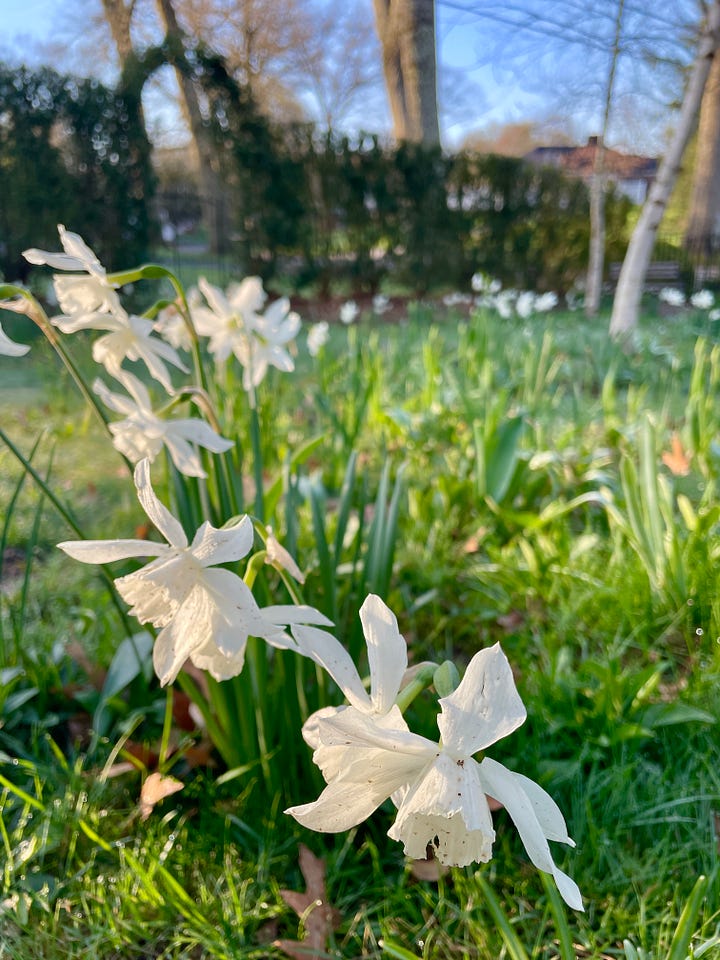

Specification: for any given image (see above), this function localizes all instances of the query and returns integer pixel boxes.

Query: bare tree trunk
[585,0,624,318]
[373,0,440,146]
[609,0,720,340]
[154,0,228,254]
[101,0,137,64]
[684,48,720,252]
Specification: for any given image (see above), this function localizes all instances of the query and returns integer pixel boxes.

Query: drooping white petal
[133,459,187,549]
[263,606,333,627]
[57,538,169,564]
[160,433,207,478]
[290,623,370,711]
[189,516,254,566]
[285,747,427,833]
[169,418,234,454]
[93,377,141,417]
[507,771,576,847]
[360,594,408,714]
[0,322,30,357]
[437,644,527,758]
[389,753,496,866]
[478,757,583,911]
[265,530,305,583]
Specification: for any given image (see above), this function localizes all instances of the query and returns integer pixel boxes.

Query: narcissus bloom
[0,321,30,357]
[24,224,121,319]
[58,459,331,685]
[192,277,300,391]
[94,371,232,477]
[286,643,583,910]
[24,225,186,392]
[306,321,329,356]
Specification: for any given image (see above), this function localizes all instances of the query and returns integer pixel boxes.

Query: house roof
[525,138,657,182]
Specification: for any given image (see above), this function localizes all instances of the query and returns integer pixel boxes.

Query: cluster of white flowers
[190,276,300,392]
[1,226,310,477]
[340,300,359,325]
[472,278,559,319]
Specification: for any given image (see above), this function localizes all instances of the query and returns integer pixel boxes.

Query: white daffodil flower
[55,307,187,394]
[93,371,233,477]
[23,225,186,392]
[690,289,714,310]
[24,224,122,318]
[292,594,409,766]
[286,642,583,911]
[306,321,329,356]
[154,303,193,352]
[0,321,30,357]
[192,277,300,391]
[57,459,332,685]
[340,300,359,325]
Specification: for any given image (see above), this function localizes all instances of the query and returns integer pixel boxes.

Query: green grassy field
[1,294,719,959]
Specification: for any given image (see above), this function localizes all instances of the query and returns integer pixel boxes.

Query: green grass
[2,295,720,958]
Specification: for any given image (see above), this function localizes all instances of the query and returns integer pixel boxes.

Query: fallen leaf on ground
[662,433,690,475]
[139,771,184,821]
[275,844,341,959]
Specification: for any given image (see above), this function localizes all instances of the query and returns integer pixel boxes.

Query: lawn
[1,273,719,959]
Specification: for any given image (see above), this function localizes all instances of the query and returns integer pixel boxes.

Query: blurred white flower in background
[340,300,360,324]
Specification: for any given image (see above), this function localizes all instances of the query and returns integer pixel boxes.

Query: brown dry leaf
[139,771,184,821]
[462,526,488,554]
[275,844,341,959]
[662,433,691,476]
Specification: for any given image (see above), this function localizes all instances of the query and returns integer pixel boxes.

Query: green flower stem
[394,663,438,713]
[249,402,265,521]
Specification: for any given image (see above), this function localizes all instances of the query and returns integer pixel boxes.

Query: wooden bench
[608,261,681,288]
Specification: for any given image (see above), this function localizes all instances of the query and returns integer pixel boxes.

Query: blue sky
[0,0,696,152]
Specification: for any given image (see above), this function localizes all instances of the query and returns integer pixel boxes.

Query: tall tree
[610,0,720,339]
[585,0,625,318]
[154,0,229,252]
[684,45,720,251]
[373,0,440,146]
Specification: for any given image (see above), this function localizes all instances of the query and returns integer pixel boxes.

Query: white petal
[152,584,211,685]
[437,644,526,757]
[290,624,370,711]
[92,378,139,416]
[134,459,187,548]
[478,757,583,911]
[285,748,426,833]
[57,538,168,563]
[313,705,436,758]
[0,323,30,357]
[263,606,333,627]
[163,434,207,478]
[189,515,254,566]
[310,706,415,781]
[508,771,575,846]
[168,418,234,453]
[389,753,495,866]
[360,594,408,714]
